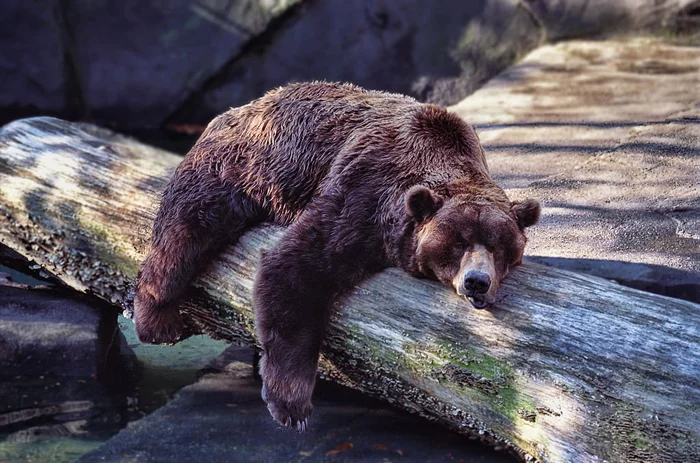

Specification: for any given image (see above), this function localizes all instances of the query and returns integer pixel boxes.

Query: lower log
[0,117,698,462]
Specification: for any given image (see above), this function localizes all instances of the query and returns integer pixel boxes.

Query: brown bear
[133,81,540,431]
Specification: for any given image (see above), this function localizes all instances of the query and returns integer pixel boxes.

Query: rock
[449,38,700,301]
[0,374,129,443]
[79,348,514,463]
[0,1,74,124]
[525,0,700,41]
[2,1,697,129]
[0,283,139,456]
[530,257,700,302]
[0,285,123,379]
[61,0,298,128]
[670,1,700,36]
[173,0,543,123]
[0,0,300,128]
[419,0,545,106]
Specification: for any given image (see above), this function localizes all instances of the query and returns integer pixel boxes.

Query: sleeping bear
[133,81,540,431]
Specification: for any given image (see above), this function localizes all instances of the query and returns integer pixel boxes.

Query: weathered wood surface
[0,117,698,463]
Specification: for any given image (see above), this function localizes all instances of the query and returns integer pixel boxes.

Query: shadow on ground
[527,256,700,303]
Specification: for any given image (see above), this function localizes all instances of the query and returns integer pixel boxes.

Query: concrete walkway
[450,38,700,301]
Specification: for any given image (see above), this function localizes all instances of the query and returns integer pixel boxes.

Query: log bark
[0,117,698,463]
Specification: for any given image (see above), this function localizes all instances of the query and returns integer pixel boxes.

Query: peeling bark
[0,117,698,462]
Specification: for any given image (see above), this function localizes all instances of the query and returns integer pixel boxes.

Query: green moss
[627,430,652,451]
[0,438,102,463]
[337,333,551,459]
[342,333,541,429]
[430,340,512,384]
[402,339,538,421]
[496,385,537,421]
[341,326,405,372]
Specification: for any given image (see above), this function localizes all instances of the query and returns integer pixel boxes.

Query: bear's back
[189,82,481,224]
[204,83,419,222]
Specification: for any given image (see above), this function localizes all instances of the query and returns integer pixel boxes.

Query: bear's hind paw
[264,389,313,432]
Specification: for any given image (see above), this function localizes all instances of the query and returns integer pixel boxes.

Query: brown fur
[133,81,540,431]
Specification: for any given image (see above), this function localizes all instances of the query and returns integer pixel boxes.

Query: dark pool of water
[0,250,229,462]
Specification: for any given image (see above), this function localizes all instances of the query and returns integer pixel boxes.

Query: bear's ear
[405,186,444,223]
[511,199,541,229]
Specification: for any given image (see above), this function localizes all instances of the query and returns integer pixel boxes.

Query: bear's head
[406,185,540,308]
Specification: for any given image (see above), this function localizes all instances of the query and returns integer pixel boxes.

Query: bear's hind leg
[135,171,262,344]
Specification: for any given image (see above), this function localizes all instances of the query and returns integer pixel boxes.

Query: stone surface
[0,1,72,120]
[80,348,514,463]
[0,0,300,128]
[61,0,297,128]
[2,0,697,129]
[0,252,230,462]
[176,0,542,123]
[0,277,140,461]
[450,38,700,300]
[0,374,131,455]
[526,0,700,40]
[0,284,118,379]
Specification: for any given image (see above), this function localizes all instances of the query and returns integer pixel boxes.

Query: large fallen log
[0,117,698,463]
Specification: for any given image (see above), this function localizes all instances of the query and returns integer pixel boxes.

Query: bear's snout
[451,244,497,309]
[464,270,491,295]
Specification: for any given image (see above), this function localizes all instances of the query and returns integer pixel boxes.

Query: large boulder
[61,0,296,128]
[174,0,543,123]
[0,0,299,129]
[1,0,697,129]
[0,1,73,123]
[0,283,124,379]
[0,277,139,459]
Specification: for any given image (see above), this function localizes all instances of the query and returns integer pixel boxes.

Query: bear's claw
[297,417,308,432]
[263,386,313,432]
[266,399,313,432]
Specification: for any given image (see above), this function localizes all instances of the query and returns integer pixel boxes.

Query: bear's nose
[464,270,491,294]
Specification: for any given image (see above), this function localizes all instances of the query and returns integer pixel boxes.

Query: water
[115,315,229,416]
[0,251,229,463]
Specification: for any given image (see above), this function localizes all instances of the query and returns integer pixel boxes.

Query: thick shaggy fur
[134,82,539,430]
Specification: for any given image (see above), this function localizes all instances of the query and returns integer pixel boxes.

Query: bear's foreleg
[254,199,384,430]
[135,168,261,344]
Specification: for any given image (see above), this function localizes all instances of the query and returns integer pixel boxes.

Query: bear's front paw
[134,299,185,345]
[262,383,313,432]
